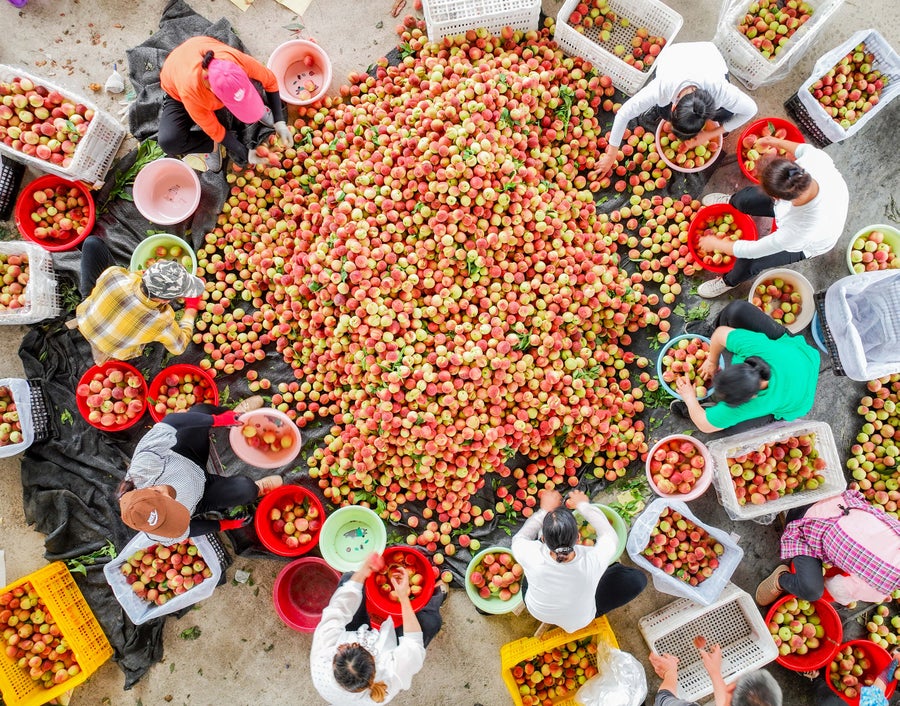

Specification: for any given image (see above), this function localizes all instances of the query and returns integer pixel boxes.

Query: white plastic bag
[824,269,900,380]
[575,648,647,706]
[626,498,743,606]
[0,378,34,458]
[796,29,900,143]
[103,532,222,625]
[713,0,845,90]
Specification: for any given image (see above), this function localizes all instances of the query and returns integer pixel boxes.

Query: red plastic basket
[826,639,897,706]
[364,545,435,629]
[764,595,842,671]
[15,175,95,252]
[254,484,325,557]
[147,363,219,422]
[687,204,758,274]
[737,118,805,184]
[75,361,147,432]
[273,556,340,632]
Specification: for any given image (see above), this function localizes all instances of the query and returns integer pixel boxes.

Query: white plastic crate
[422,0,541,43]
[0,378,34,458]
[639,583,779,703]
[626,498,744,606]
[553,0,683,96]
[795,29,900,143]
[0,65,126,187]
[707,419,845,524]
[0,241,61,325]
[713,0,845,91]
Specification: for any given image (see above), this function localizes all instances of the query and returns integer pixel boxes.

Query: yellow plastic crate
[500,617,618,706]
[0,562,113,706]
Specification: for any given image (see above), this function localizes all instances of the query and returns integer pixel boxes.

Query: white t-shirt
[608,42,757,147]
[310,581,426,705]
[732,144,849,259]
[511,503,617,633]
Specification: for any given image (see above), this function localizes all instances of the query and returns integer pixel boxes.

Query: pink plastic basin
[132,158,201,225]
[267,40,332,106]
[229,408,302,469]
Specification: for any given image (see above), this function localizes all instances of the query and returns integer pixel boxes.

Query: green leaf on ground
[179,626,201,640]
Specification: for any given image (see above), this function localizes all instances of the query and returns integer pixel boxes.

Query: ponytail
[542,509,579,563]
[201,50,215,70]
[759,156,812,200]
[369,680,388,703]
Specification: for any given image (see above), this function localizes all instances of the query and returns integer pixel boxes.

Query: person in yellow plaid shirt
[73,236,204,364]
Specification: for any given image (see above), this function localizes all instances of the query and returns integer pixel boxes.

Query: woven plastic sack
[0,378,34,458]
[575,648,647,706]
[796,29,900,143]
[103,532,223,625]
[626,498,743,606]
[824,269,900,381]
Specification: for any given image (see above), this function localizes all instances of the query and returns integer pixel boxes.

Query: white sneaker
[182,144,223,173]
[697,277,735,299]
[701,192,731,207]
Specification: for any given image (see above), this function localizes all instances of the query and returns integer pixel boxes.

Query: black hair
[759,157,812,200]
[712,356,771,407]
[670,88,716,140]
[732,669,782,706]
[116,478,136,499]
[201,50,215,70]
[542,509,579,563]
[333,645,387,702]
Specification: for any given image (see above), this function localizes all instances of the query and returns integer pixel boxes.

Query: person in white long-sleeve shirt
[696,138,849,299]
[310,552,445,704]
[511,490,646,633]
[597,42,757,177]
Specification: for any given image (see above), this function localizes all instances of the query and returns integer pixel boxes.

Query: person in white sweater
[696,138,849,298]
[511,490,646,633]
[597,42,757,177]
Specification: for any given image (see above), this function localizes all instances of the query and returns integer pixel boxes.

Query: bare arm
[755,135,802,156]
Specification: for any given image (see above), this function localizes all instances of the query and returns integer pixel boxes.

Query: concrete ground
[0,0,898,705]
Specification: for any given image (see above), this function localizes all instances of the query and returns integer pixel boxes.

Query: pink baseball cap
[206,58,267,124]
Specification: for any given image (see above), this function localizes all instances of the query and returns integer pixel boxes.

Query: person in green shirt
[672,300,820,433]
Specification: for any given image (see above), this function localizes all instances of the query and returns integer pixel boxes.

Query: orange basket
[500,617,618,706]
[0,562,112,706]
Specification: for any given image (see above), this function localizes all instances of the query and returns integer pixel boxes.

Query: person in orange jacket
[159,36,292,171]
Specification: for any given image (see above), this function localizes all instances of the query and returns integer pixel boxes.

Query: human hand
[566,490,589,509]
[699,643,723,675]
[596,150,617,178]
[680,136,699,152]
[182,296,202,311]
[364,552,386,575]
[274,120,292,146]
[247,148,267,166]
[675,376,697,403]
[756,135,777,150]
[698,235,725,253]
[649,652,679,680]
[699,355,719,381]
[390,568,411,599]
[539,489,563,512]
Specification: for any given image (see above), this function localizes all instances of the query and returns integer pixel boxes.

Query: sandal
[434,581,449,607]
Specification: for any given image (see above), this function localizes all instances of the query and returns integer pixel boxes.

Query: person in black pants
[672,300,820,433]
[117,400,283,541]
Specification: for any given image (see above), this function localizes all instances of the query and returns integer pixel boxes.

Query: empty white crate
[639,583,778,702]
[422,0,541,43]
[713,0,845,90]
[554,0,683,96]
[707,419,845,523]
